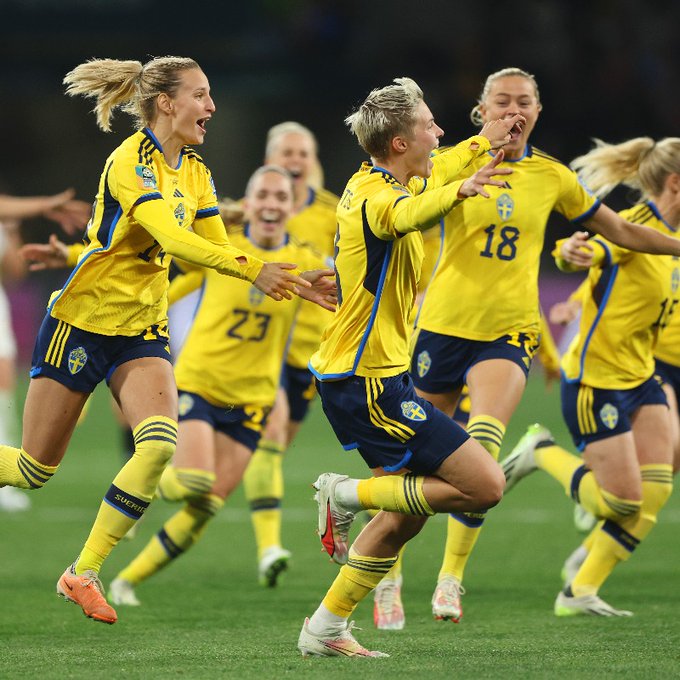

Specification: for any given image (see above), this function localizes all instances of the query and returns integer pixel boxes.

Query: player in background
[6,55,328,625]
[503,136,680,616]
[241,122,339,587]
[407,67,680,626]
[298,76,523,658]
[108,165,334,606]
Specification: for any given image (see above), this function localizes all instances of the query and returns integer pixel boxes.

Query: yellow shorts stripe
[577,385,597,435]
[365,378,414,443]
[45,320,71,368]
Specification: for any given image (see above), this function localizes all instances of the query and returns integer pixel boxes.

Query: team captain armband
[132,199,264,282]
[552,237,608,272]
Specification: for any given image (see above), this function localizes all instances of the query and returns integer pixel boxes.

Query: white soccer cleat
[258,546,292,587]
[573,504,598,533]
[373,576,405,630]
[313,473,355,565]
[502,423,554,492]
[0,486,31,512]
[431,576,465,622]
[554,590,633,617]
[109,577,141,607]
[297,617,389,658]
[561,545,589,586]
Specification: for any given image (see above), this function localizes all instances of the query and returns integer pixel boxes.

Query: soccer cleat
[561,545,589,586]
[0,486,31,512]
[431,576,465,622]
[109,577,141,606]
[297,617,389,658]
[56,564,118,624]
[258,546,292,587]
[313,473,355,565]
[373,576,405,630]
[502,423,554,492]
[573,504,598,533]
[554,590,633,617]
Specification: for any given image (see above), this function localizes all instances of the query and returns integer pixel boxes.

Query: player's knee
[598,488,642,522]
[187,492,225,517]
[472,461,505,510]
[158,466,216,502]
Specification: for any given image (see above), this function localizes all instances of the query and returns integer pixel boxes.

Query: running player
[503,136,680,616]
[0,55,329,625]
[108,165,333,605]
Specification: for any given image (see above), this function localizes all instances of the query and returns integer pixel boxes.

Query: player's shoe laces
[258,546,291,587]
[502,423,554,492]
[298,617,389,658]
[56,564,118,624]
[573,504,598,533]
[554,590,633,617]
[431,576,465,622]
[373,576,405,630]
[0,486,31,512]
[313,473,355,565]
[560,545,589,586]
[109,577,141,606]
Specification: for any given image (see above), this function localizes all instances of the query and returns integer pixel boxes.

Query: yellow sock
[157,466,216,501]
[0,446,58,489]
[243,439,285,558]
[439,415,505,581]
[384,546,404,581]
[571,464,672,596]
[117,494,224,585]
[357,474,434,516]
[76,416,178,575]
[323,548,398,617]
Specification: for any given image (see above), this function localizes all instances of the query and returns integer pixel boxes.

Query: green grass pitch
[1,374,679,679]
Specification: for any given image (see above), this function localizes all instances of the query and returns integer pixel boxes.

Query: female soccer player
[408,68,680,625]
[0,55,330,625]
[241,122,339,587]
[503,136,680,616]
[297,76,524,658]
[107,165,333,606]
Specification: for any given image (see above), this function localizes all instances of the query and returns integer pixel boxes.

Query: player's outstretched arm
[457,150,513,198]
[297,268,337,311]
[253,262,312,302]
[19,233,71,271]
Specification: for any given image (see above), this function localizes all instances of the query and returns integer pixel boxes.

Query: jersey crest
[401,401,427,422]
[68,346,88,375]
[496,193,514,221]
[248,286,266,307]
[178,393,195,417]
[599,403,619,430]
[416,350,431,377]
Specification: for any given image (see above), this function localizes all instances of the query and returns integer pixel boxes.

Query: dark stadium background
[2,0,679,360]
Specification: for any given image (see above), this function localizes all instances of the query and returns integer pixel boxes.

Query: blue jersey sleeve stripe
[571,199,601,224]
[133,192,163,208]
[195,207,220,219]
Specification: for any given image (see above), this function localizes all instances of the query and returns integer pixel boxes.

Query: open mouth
[197,118,209,133]
[509,120,524,141]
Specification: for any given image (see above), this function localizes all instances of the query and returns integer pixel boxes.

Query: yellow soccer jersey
[49,128,262,336]
[655,308,680,367]
[174,227,323,407]
[284,186,338,369]
[310,135,491,380]
[417,146,600,341]
[560,203,680,389]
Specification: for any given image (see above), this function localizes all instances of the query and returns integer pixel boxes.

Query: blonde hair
[63,56,200,132]
[470,67,541,126]
[571,137,680,199]
[265,121,318,159]
[245,165,294,198]
[345,77,424,159]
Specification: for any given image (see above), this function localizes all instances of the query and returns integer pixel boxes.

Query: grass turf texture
[1,375,679,679]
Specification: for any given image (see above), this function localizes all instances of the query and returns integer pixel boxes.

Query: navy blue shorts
[655,358,680,398]
[561,375,668,451]
[281,363,317,423]
[452,385,471,426]
[411,329,539,394]
[317,372,470,475]
[177,390,270,452]
[30,313,171,393]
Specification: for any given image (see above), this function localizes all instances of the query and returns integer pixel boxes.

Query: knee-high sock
[242,439,284,558]
[356,474,434,516]
[116,494,224,585]
[76,416,178,575]
[323,548,398,618]
[570,464,673,597]
[157,465,216,502]
[439,415,504,582]
[0,446,58,489]
[535,444,642,521]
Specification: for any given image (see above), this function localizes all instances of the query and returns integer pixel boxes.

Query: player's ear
[391,135,408,154]
[157,93,173,115]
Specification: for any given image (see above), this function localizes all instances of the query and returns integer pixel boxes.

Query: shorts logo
[135,165,158,190]
[249,287,266,306]
[416,350,431,377]
[174,202,185,225]
[599,403,619,430]
[178,394,195,417]
[401,401,427,422]
[67,347,88,375]
[496,193,514,221]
